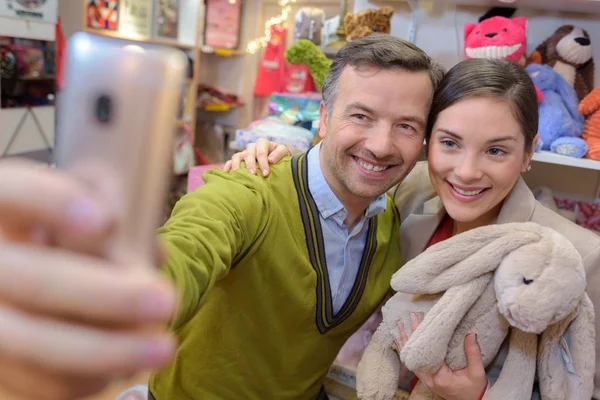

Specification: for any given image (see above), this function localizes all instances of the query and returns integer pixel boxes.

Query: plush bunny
[525,63,587,157]
[356,222,595,400]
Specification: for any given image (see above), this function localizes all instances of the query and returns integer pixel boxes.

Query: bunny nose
[485,32,497,38]
[575,37,591,46]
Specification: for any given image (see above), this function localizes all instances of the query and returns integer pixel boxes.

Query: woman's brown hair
[426,58,539,151]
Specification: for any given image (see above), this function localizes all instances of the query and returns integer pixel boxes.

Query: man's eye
[352,114,368,121]
[398,123,414,131]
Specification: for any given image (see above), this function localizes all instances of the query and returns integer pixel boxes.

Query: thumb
[464,333,485,376]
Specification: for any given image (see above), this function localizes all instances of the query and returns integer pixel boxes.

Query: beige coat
[389,161,600,398]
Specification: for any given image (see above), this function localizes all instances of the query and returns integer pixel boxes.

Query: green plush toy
[285,39,332,91]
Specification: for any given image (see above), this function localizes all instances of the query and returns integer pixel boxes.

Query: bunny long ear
[391,222,543,294]
[400,274,492,373]
[537,294,596,400]
[356,327,402,400]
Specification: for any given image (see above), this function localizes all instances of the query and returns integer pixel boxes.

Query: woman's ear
[522,134,540,173]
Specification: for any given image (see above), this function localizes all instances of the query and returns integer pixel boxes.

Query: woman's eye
[488,148,506,157]
[441,139,456,148]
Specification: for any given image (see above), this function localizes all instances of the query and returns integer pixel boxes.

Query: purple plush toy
[525,63,588,157]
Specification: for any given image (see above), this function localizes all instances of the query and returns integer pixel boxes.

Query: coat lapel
[400,196,445,264]
[398,176,535,265]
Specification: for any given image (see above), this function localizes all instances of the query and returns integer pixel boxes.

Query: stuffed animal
[284,39,331,91]
[344,6,394,42]
[356,222,595,400]
[579,85,600,161]
[464,16,543,103]
[525,63,586,156]
[528,25,594,102]
[464,16,527,66]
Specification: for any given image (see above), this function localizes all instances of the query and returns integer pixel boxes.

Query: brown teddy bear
[344,6,394,42]
[528,25,595,102]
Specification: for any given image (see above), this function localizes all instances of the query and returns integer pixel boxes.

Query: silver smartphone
[55,32,188,259]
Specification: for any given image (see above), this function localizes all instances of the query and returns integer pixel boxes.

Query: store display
[526,63,585,155]
[554,196,600,235]
[357,223,594,400]
[198,84,244,109]
[528,25,594,102]
[343,6,394,42]
[0,0,58,23]
[86,0,119,30]
[153,0,179,39]
[234,120,313,153]
[285,39,331,91]
[253,24,287,98]
[579,85,600,160]
[119,0,152,37]
[293,7,325,46]
[203,0,242,49]
[268,92,321,129]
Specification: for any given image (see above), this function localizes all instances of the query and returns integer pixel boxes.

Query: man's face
[318,66,433,205]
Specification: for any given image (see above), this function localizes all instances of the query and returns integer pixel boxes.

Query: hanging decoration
[246,0,296,54]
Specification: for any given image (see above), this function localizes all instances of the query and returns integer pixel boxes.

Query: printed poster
[86,0,119,31]
[118,0,152,37]
[153,0,179,39]
[0,0,58,23]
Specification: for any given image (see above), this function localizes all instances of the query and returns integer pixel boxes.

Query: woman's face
[427,96,537,229]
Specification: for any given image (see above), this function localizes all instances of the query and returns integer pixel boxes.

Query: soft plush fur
[526,63,585,153]
[284,39,331,91]
[356,222,595,400]
[464,16,528,66]
[579,85,600,161]
[344,6,394,41]
[463,16,543,103]
[528,25,594,102]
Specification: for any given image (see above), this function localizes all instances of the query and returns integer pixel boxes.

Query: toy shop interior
[2,0,600,399]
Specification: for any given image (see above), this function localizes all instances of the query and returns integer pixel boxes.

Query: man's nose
[364,128,394,158]
[455,154,483,182]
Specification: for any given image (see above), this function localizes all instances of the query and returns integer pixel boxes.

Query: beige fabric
[390,161,600,399]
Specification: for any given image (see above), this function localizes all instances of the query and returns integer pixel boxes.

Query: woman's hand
[394,313,488,400]
[223,138,291,176]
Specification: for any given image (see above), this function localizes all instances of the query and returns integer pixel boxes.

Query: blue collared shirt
[307,143,387,315]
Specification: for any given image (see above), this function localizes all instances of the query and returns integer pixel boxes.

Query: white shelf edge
[532,150,600,171]
[377,0,600,15]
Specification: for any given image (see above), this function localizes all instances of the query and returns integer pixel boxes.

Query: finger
[256,140,271,177]
[398,320,409,346]
[230,153,244,171]
[0,305,176,376]
[0,356,109,400]
[0,159,112,237]
[393,339,401,353]
[410,312,419,333]
[223,160,232,172]
[268,145,292,164]
[464,333,485,377]
[0,242,176,323]
[244,144,257,174]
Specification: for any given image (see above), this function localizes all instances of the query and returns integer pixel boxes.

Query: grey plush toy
[357,222,595,400]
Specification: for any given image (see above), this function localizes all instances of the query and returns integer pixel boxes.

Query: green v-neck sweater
[149,154,402,400]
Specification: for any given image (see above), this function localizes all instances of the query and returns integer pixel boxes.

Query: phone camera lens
[95,95,112,123]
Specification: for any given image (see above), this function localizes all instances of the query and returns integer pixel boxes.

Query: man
[0,34,441,399]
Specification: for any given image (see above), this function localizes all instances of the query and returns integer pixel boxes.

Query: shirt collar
[306,142,387,222]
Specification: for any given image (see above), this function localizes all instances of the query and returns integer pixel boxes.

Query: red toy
[464,15,543,103]
[464,16,527,65]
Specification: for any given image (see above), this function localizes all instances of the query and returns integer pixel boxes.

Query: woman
[225,58,600,398]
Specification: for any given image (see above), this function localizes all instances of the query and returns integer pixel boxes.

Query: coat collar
[400,177,536,264]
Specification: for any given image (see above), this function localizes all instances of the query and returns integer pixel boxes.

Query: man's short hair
[322,34,446,114]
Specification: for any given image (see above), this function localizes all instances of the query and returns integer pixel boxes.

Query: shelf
[176,118,192,127]
[82,27,196,50]
[200,46,245,56]
[199,103,242,112]
[392,0,600,15]
[532,150,600,171]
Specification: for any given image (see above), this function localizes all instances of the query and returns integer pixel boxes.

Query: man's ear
[318,102,328,139]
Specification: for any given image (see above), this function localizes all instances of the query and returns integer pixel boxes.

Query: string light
[246,0,296,54]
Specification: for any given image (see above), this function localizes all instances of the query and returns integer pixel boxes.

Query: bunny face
[494,229,586,334]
